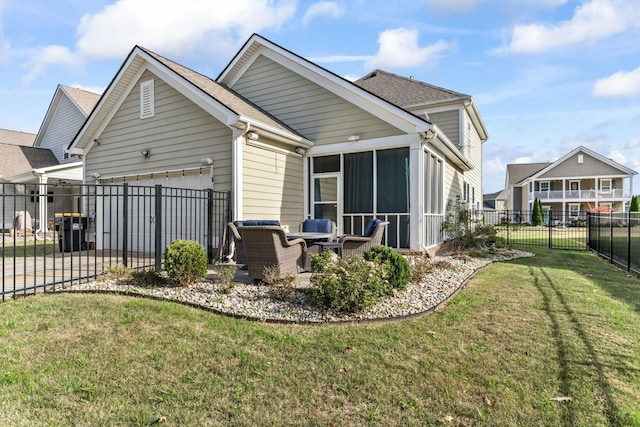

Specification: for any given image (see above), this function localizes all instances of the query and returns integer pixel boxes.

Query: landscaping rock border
[55,249,534,324]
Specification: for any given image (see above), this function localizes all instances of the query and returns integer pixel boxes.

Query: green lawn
[1,247,639,426]
[1,238,59,257]
[495,224,588,250]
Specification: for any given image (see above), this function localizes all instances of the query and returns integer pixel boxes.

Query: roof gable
[70,45,308,155]
[217,34,432,135]
[531,146,637,180]
[34,85,100,150]
[506,162,550,186]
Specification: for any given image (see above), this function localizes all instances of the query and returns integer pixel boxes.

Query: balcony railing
[530,189,628,201]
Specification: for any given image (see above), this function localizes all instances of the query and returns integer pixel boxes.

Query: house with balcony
[504,146,637,224]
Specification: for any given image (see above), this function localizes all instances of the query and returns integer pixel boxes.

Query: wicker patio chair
[226,220,281,264]
[339,219,389,259]
[239,226,307,281]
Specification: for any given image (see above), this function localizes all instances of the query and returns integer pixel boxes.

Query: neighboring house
[0,129,53,230]
[0,85,100,232]
[482,189,508,224]
[68,34,488,252]
[504,146,637,222]
[34,84,101,164]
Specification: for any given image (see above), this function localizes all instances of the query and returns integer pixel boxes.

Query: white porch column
[410,140,422,251]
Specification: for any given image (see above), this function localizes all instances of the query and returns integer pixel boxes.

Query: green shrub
[363,246,411,291]
[164,240,208,287]
[307,250,391,313]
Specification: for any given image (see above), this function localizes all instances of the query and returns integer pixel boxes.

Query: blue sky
[1,0,639,194]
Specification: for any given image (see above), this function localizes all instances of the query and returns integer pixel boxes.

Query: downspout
[231,122,251,221]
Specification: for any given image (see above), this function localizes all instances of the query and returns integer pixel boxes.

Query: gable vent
[140,79,154,119]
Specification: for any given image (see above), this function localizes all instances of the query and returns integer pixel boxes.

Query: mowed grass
[1,248,639,426]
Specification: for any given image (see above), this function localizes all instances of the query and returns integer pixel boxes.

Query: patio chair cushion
[363,218,382,237]
[302,219,332,233]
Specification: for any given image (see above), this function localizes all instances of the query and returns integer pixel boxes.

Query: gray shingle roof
[354,69,470,108]
[0,129,36,147]
[506,163,550,185]
[140,47,304,139]
[61,85,101,116]
[0,144,59,177]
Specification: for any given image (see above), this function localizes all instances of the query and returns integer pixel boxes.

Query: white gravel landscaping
[55,249,534,323]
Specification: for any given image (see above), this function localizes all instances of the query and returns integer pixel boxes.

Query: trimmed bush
[307,250,391,313]
[363,246,411,291]
[164,240,208,286]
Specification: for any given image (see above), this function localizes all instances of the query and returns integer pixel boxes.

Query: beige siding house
[504,146,637,222]
[0,85,100,233]
[68,34,488,252]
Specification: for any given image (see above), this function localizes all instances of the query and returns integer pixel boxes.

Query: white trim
[307,133,420,156]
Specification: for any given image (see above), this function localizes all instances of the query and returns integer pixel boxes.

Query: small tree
[531,198,543,226]
[630,195,639,212]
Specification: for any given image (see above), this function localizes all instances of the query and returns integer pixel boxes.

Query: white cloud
[365,28,453,70]
[307,54,373,63]
[69,83,105,95]
[514,156,532,163]
[592,66,640,98]
[626,136,640,149]
[23,0,297,83]
[342,73,361,82]
[301,1,343,26]
[22,45,83,85]
[505,0,640,54]
[75,0,297,60]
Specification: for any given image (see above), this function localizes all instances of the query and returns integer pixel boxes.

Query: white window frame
[568,203,580,217]
[140,79,155,119]
[539,181,550,192]
[600,179,612,193]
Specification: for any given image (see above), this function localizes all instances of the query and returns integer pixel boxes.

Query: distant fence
[587,212,640,275]
[1,183,230,301]
[484,209,588,250]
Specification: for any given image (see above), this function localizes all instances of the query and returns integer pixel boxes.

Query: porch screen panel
[344,151,373,213]
[376,148,409,213]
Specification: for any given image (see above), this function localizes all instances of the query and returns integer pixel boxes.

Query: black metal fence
[587,212,640,275]
[483,209,588,250]
[1,183,230,301]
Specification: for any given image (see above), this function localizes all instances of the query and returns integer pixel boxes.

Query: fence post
[505,209,510,248]
[609,210,613,264]
[206,188,214,264]
[548,208,553,249]
[154,185,163,272]
[122,183,128,267]
[627,211,632,272]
